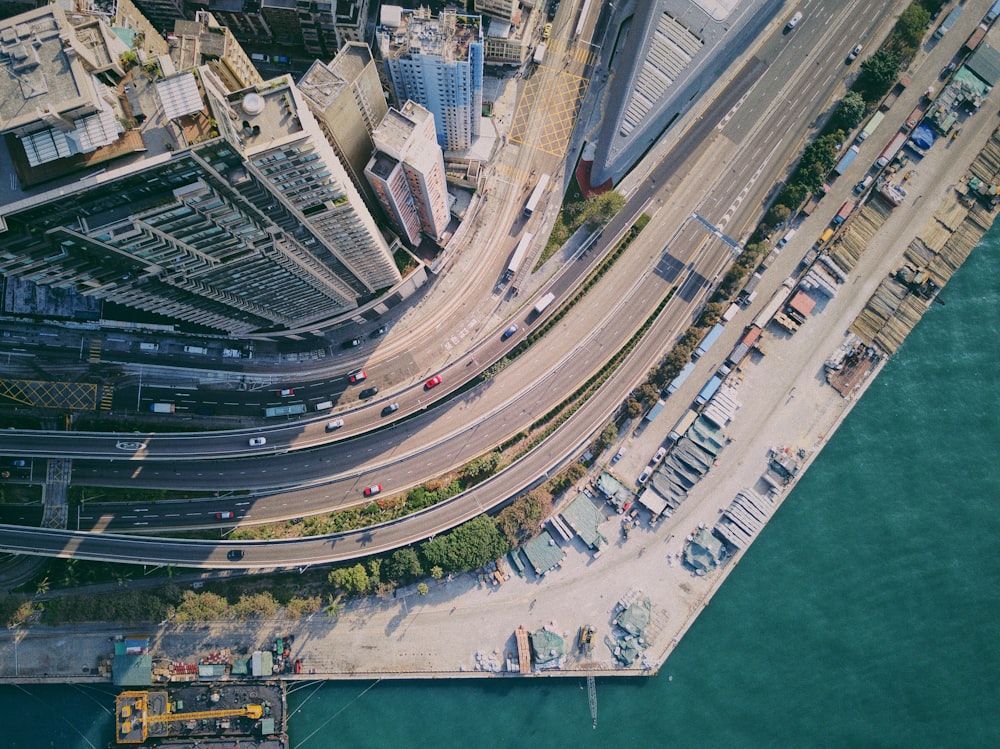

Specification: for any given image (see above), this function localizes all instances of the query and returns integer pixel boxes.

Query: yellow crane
[145,703,264,724]
[118,693,263,744]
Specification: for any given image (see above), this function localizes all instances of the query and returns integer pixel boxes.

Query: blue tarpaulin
[911,124,936,151]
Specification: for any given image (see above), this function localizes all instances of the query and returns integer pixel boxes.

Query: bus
[264,403,307,418]
[524,173,550,217]
[504,233,534,283]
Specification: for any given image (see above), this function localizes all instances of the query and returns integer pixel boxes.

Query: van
[777,228,797,248]
[139,342,159,351]
[854,175,874,194]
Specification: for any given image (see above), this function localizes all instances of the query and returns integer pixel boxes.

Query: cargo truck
[668,408,698,442]
[694,375,723,406]
[833,145,860,176]
[666,361,696,394]
[856,111,885,143]
[876,131,908,168]
[183,345,208,355]
[533,43,546,64]
[150,403,175,413]
[694,323,725,359]
[934,5,962,38]
[533,291,556,315]
[879,77,909,112]
[832,200,854,225]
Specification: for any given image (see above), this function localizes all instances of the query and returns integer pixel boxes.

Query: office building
[378,7,483,152]
[366,101,450,246]
[0,5,400,335]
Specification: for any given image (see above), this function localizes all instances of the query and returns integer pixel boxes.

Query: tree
[323,593,345,620]
[328,563,370,596]
[417,583,429,596]
[421,515,510,573]
[386,548,424,582]
[763,204,792,228]
[430,565,444,580]
[625,398,643,419]
[855,49,903,102]
[461,451,501,483]
[776,182,808,210]
[581,190,625,230]
[636,383,659,405]
[496,493,544,546]
[833,92,867,132]
[595,422,618,451]
[895,5,931,49]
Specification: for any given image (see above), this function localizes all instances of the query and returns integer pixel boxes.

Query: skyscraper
[378,7,483,152]
[0,5,400,335]
[366,101,450,246]
[298,42,389,210]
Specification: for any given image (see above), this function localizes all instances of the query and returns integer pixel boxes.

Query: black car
[381,403,399,417]
[371,325,388,338]
[359,386,379,399]
[342,337,362,348]
[227,549,244,561]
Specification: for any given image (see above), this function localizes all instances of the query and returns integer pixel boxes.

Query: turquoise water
[2,229,997,748]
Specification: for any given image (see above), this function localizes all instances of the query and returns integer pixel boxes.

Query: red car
[216,511,234,520]
[349,369,367,383]
[363,484,382,497]
[425,375,442,389]
[277,388,294,397]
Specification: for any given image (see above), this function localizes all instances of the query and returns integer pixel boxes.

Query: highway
[0,0,908,565]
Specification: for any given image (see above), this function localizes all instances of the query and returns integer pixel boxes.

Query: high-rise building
[366,101,450,246]
[473,0,519,25]
[0,5,400,335]
[298,42,388,209]
[378,7,483,152]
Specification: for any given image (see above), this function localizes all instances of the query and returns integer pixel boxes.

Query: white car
[326,419,344,431]
[249,436,267,446]
[785,10,803,30]
[847,44,862,62]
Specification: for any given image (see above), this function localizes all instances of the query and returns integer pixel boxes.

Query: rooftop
[380,7,481,64]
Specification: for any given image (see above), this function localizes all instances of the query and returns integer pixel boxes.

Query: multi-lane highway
[0,1,906,567]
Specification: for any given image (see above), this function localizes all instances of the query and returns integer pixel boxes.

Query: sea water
[2,227,997,749]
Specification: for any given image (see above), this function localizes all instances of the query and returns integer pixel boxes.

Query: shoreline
[2,76,999,693]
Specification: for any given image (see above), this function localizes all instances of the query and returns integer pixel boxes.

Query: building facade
[0,5,400,335]
[378,7,483,152]
[298,42,388,210]
[366,101,450,246]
